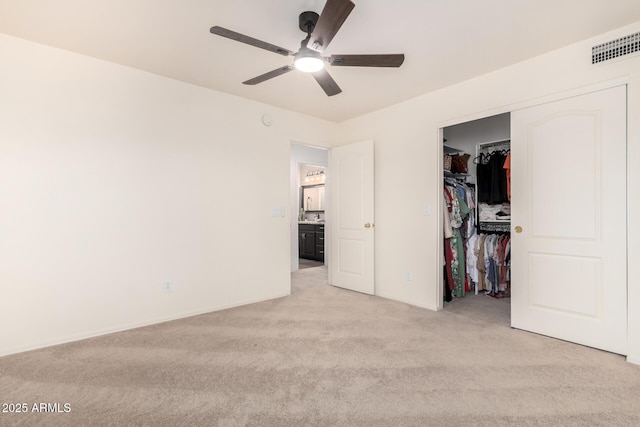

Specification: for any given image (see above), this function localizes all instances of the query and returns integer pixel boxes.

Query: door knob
[364,223,373,228]
[515,226,523,233]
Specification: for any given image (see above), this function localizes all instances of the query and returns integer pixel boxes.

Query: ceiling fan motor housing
[299,11,319,34]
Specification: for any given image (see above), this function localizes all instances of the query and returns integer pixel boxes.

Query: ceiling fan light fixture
[294,54,325,73]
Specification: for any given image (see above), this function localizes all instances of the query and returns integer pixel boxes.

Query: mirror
[302,185,325,211]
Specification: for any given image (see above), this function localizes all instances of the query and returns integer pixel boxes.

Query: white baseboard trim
[626,356,640,366]
[374,292,439,311]
[0,291,290,358]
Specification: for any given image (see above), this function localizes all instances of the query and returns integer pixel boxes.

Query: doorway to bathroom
[290,143,328,273]
[290,139,375,295]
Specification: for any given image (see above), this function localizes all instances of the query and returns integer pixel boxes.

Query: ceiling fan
[210,0,404,96]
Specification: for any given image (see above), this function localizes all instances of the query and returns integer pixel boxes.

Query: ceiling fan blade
[329,54,405,67]
[210,26,294,56]
[311,68,342,96]
[307,0,355,52]
[243,66,294,85]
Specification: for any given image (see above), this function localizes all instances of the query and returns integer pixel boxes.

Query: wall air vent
[592,32,640,64]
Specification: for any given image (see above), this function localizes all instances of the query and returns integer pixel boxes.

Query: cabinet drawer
[315,223,324,262]
[299,224,316,232]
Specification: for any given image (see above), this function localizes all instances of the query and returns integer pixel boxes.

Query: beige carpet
[1,266,639,426]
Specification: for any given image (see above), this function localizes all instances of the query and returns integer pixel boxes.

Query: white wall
[0,34,336,356]
[336,21,640,364]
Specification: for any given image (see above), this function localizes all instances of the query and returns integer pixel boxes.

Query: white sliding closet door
[511,85,627,355]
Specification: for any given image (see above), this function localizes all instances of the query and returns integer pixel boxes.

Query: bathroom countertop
[298,221,325,225]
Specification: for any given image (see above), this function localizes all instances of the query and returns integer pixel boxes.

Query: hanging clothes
[487,151,509,204]
[476,156,491,203]
[503,152,511,201]
[443,179,476,298]
[476,150,509,204]
[465,233,511,298]
[466,234,479,285]
[444,140,513,300]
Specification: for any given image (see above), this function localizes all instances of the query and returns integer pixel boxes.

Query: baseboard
[626,356,640,366]
[375,292,439,311]
[0,291,290,358]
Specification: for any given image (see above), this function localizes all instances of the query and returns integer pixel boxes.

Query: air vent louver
[592,32,640,64]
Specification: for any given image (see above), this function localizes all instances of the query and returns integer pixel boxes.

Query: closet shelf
[477,139,511,150]
[444,145,463,155]
[479,222,511,233]
[444,171,469,179]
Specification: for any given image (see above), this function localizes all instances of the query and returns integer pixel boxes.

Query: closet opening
[441,113,511,325]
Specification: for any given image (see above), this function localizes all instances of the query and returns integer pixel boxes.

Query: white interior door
[511,85,627,355]
[330,140,374,295]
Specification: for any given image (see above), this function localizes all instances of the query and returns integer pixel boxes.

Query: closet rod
[477,138,510,148]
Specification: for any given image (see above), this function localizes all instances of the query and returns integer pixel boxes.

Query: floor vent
[592,32,640,64]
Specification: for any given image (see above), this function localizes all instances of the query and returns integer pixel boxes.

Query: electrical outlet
[163,281,173,293]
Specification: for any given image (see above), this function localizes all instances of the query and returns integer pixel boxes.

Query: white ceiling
[2,0,640,122]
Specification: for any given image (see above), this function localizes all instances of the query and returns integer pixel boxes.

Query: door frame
[436,77,630,313]
[289,142,329,274]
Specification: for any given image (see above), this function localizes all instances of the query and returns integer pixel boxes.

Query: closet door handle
[514,226,523,233]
